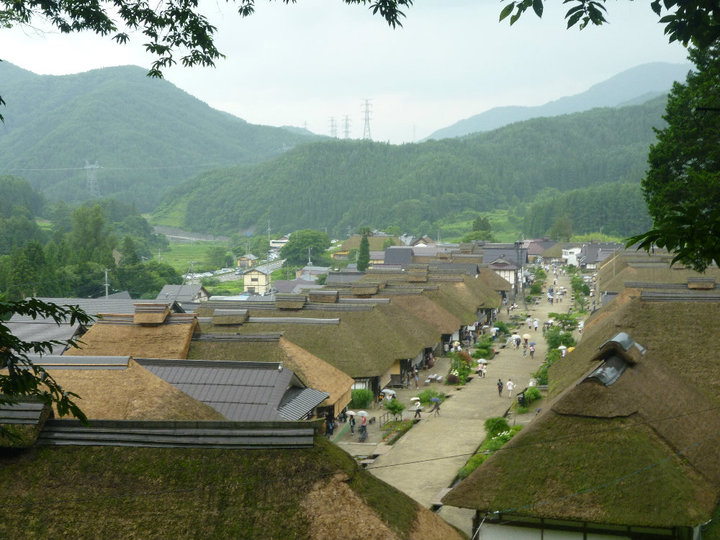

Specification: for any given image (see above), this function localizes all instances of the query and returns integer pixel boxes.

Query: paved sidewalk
[336,270,573,535]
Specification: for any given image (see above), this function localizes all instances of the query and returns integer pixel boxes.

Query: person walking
[429,400,441,416]
[529,345,535,359]
[507,378,516,399]
[497,378,504,397]
[413,402,422,419]
[413,367,420,389]
[349,414,356,436]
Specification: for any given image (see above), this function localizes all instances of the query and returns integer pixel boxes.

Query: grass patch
[381,420,415,445]
[150,195,191,228]
[457,424,523,480]
[204,280,244,296]
[155,241,228,273]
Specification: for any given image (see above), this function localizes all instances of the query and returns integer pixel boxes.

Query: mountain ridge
[425,62,689,140]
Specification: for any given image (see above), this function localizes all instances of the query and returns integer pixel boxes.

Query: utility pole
[361,99,372,140]
[342,115,351,139]
[104,268,109,298]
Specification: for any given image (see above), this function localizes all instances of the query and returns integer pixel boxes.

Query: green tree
[205,246,232,269]
[280,230,331,266]
[120,236,140,266]
[547,214,573,242]
[499,0,720,47]
[357,235,370,271]
[628,42,720,272]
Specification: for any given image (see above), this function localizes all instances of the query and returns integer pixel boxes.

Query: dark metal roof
[278,388,329,420]
[37,419,315,449]
[156,284,207,303]
[0,401,48,425]
[10,297,183,323]
[136,359,321,422]
[6,321,83,354]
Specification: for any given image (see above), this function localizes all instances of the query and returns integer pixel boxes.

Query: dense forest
[154,97,666,238]
[0,176,181,300]
[523,182,651,239]
[0,63,318,211]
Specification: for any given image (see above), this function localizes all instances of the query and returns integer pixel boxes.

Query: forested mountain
[523,182,651,238]
[425,62,688,140]
[154,96,666,238]
[0,63,318,211]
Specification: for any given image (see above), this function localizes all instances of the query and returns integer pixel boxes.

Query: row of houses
[441,249,720,539]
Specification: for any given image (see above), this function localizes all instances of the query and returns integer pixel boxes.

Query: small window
[585,354,627,386]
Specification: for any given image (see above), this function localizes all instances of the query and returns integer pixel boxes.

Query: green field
[155,241,228,274]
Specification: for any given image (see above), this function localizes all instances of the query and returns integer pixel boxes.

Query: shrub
[530,282,542,295]
[494,321,509,335]
[350,388,373,409]
[447,351,473,385]
[458,452,489,479]
[384,398,405,417]
[525,386,542,404]
[484,416,510,437]
[516,406,529,414]
[417,389,444,404]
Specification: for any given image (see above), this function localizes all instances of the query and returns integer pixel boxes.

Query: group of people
[497,378,515,399]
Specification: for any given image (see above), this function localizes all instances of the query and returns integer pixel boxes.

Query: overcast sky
[1,0,689,143]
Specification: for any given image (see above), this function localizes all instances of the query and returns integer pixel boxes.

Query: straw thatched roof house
[65,305,198,359]
[442,288,720,539]
[28,355,225,421]
[196,298,441,395]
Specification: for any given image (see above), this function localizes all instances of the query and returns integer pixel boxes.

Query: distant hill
[154,96,666,237]
[0,63,319,211]
[425,62,689,140]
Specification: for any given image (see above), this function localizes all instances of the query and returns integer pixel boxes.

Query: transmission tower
[329,117,337,138]
[342,115,351,139]
[361,99,372,140]
[84,161,101,199]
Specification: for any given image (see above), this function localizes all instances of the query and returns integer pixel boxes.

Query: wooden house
[243,268,271,295]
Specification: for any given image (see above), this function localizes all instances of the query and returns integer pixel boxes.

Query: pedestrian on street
[529,345,535,359]
[349,415,356,435]
[429,400,441,416]
[533,319,539,331]
[507,379,515,399]
[413,367,419,389]
[413,402,422,419]
[497,378,503,397]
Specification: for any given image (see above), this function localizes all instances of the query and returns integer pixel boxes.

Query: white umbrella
[477,358,488,364]
[558,345,568,350]
[381,389,396,397]
[346,410,356,416]
[357,411,369,417]
[410,397,420,402]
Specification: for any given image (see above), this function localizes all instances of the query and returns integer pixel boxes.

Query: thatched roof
[477,267,512,292]
[197,302,441,378]
[65,313,197,359]
[598,263,720,295]
[388,295,461,335]
[423,275,501,324]
[443,296,720,528]
[0,438,463,539]
[48,359,225,421]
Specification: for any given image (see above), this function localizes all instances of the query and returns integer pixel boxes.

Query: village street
[336,269,574,535]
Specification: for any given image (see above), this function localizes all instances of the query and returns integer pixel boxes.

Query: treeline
[0,63,317,211]
[0,176,181,301]
[522,182,652,238]
[155,96,666,237]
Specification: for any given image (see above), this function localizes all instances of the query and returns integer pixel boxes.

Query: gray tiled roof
[156,284,206,303]
[6,321,83,354]
[136,359,323,422]
[10,297,183,323]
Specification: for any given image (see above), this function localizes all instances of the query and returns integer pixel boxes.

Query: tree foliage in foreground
[0,299,91,422]
[499,0,720,47]
[628,42,720,272]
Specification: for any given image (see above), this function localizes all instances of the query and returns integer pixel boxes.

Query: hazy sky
[1,0,689,143]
